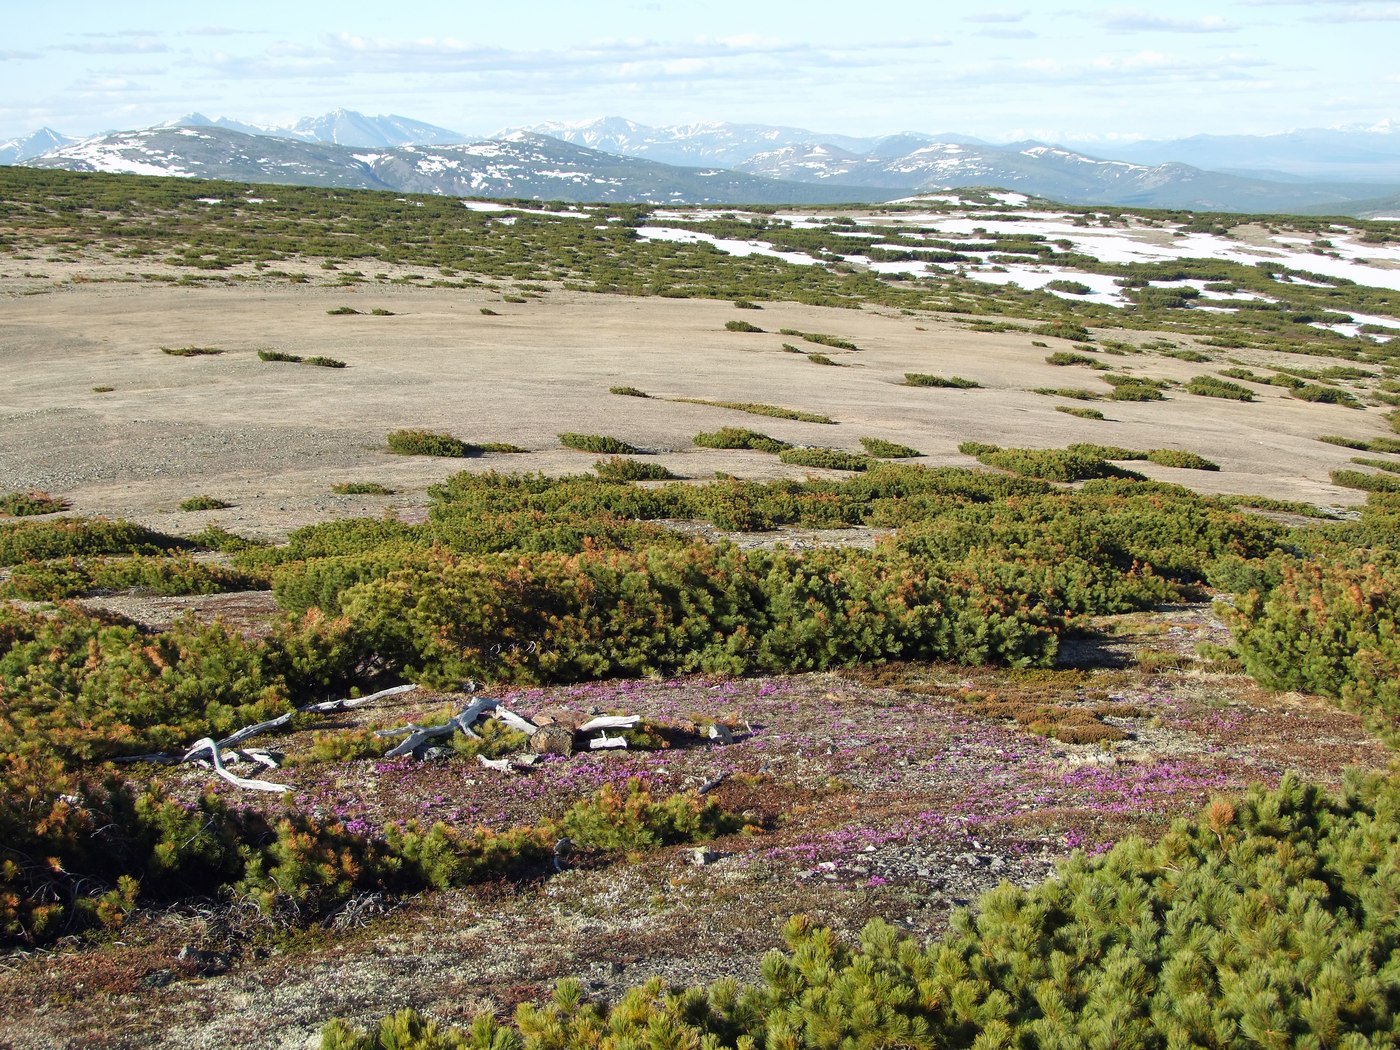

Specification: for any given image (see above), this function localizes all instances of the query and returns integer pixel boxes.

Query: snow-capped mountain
[15,110,1400,213]
[20,126,892,205]
[158,109,470,149]
[510,117,965,168]
[0,127,72,165]
[282,109,469,148]
[734,138,1379,211]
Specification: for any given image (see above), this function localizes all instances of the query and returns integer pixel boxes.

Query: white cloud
[1100,9,1241,32]
[964,10,1028,22]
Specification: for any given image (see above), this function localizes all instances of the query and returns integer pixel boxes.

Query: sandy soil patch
[1,274,1380,539]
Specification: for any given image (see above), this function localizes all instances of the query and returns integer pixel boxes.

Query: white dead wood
[382,698,500,758]
[217,684,421,750]
[237,749,281,770]
[476,755,512,772]
[183,738,290,793]
[493,707,538,736]
[578,715,639,733]
[217,711,294,749]
[590,732,628,750]
[707,724,735,745]
[299,683,417,714]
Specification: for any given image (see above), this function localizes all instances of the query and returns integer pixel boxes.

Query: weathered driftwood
[578,714,639,733]
[476,755,512,772]
[382,697,500,758]
[299,683,417,714]
[589,732,628,750]
[493,707,538,736]
[218,684,421,749]
[217,711,295,749]
[183,738,290,793]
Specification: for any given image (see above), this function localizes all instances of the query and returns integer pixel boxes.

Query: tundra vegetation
[2,166,1400,1047]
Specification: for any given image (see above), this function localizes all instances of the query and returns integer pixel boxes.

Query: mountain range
[8,110,1400,214]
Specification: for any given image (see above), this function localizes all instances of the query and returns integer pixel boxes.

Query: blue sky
[2,0,1396,143]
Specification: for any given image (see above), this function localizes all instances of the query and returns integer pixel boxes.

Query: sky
[2,0,1397,145]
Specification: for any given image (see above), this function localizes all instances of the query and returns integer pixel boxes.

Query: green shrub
[806,353,838,366]
[178,495,231,512]
[479,307,498,315]
[386,430,480,457]
[1044,279,1091,294]
[258,349,302,363]
[304,356,347,368]
[1046,352,1103,367]
[799,332,858,351]
[0,555,260,602]
[609,386,649,398]
[594,457,676,481]
[733,299,761,310]
[0,491,68,516]
[1332,469,1400,493]
[327,306,361,315]
[478,442,528,454]
[1034,387,1103,400]
[370,308,394,316]
[694,428,790,453]
[959,442,1140,483]
[331,482,394,495]
[1185,375,1256,401]
[778,447,871,472]
[0,518,185,566]
[904,373,981,388]
[1056,406,1105,419]
[1228,558,1400,738]
[1035,321,1091,341]
[1318,434,1400,453]
[724,320,764,333]
[674,399,835,424]
[859,437,921,458]
[558,433,641,455]
[1293,384,1362,407]
[1146,449,1220,471]
[160,345,222,357]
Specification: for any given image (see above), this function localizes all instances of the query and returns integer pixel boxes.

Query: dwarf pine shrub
[558,433,641,455]
[904,373,980,388]
[386,430,480,457]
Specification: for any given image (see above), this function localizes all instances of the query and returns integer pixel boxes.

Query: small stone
[707,723,734,745]
[689,847,720,866]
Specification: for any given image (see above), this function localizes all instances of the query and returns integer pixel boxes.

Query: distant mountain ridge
[10,109,1400,214]
[161,109,471,149]
[0,127,72,165]
[1077,123,1400,183]
[21,125,894,205]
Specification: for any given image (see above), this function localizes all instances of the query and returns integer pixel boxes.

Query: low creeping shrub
[594,457,676,481]
[0,491,68,516]
[859,437,921,458]
[386,430,481,457]
[778,447,871,472]
[178,495,231,512]
[694,428,790,453]
[558,433,642,455]
[904,373,981,388]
